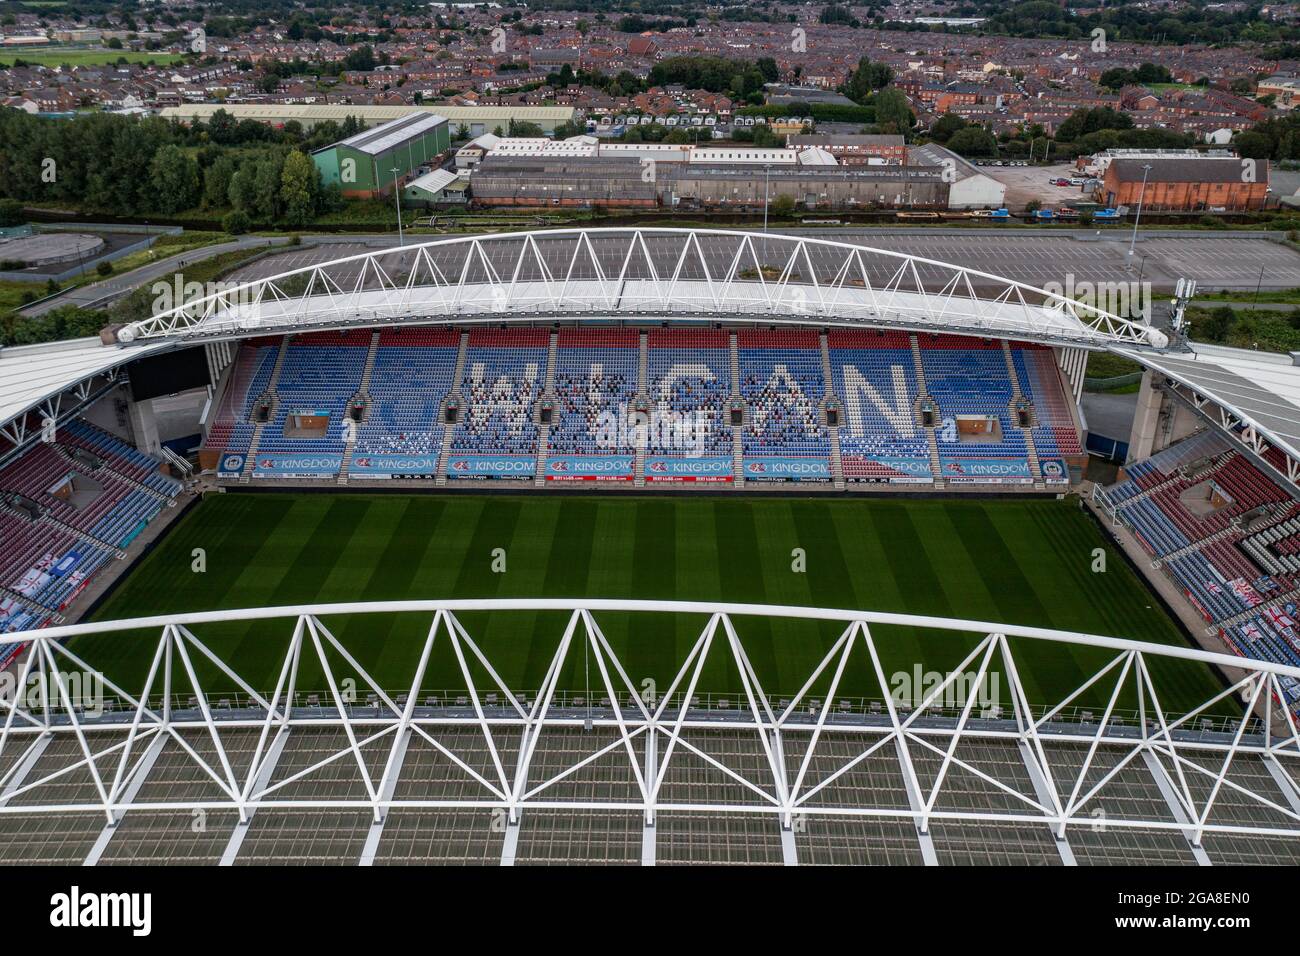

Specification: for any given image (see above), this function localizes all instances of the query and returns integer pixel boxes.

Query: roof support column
[1140,749,1212,865]
[1127,369,1165,463]
[83,731,168,866]
[218,726,289,866]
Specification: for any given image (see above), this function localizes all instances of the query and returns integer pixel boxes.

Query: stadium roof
[9,228,1300,481]
[2,599,1298,865]
[1117,341,1300,464]
[0,336,168,430]
[116,228,1167,348]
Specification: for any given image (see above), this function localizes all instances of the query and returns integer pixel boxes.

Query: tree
[279,150,317,227]
[844,56,892,104]
[929,113,967,143]
[227,164,260,214]
[946,126,997,157]
[819,5,858,27]
[1200,306,1236,342]
[202,155,237,209]
[1056,107,1132,142]
[507,119,546,138]
[0,198,24,227]
[1098,67,1134,91]
[872,88,914,134]
[148,144,200,213]
[1133,62,1173,84]
[343,45,377,72]
[1234,131,1273,160]
[252,155,285,221]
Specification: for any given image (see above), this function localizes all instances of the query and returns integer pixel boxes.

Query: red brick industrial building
[1100,156,1271,211]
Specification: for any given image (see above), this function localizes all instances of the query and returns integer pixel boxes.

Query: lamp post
[391,166,405,247]
[1127,163,1152,262]
[762,162,771,232]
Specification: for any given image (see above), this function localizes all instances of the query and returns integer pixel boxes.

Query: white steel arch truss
[1,599,1298,848]
[115,228,1168,350]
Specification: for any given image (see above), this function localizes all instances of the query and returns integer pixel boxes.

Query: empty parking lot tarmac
[222,229,1300,294]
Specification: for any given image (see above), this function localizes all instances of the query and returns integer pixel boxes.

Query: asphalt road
[18,235,292,317]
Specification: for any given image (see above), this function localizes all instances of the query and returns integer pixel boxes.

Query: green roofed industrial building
[311,112,452,198]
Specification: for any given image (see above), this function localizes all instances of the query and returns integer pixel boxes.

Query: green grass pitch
[76,493,1231,715]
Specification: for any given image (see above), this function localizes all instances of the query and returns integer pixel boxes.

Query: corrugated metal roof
[1111,157,1266,184]
[789,134,906,147]
[160,103,575,125]
[908,142,984,182]
[1120,343,1300,464]
[406,167,461,194]
[329,112,446,156]
[490,137,597,157]
[796,147,838,166]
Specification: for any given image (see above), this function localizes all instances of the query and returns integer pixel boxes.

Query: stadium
[1,227,1299,866]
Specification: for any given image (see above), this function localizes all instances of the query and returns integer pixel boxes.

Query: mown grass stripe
[74,492,1232,716]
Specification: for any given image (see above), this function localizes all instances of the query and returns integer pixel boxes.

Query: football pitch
[77,492,1231,715]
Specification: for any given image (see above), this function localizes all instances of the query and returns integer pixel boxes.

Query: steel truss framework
[1153,372,1300,496]
[117,228,1166,349]
[0,367,121,470]
[3,600,1300,849]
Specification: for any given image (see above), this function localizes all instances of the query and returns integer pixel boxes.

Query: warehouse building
[788,134,908,165]
[456,135,847,169]
[159,103,576,135]
[311,112,451,198]
[1100,156,1270,211]
[403,168,469,207]
[662,164,950,210]
[468,154,951,210]
[470,155,658,208]
[907,143,1006,209]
